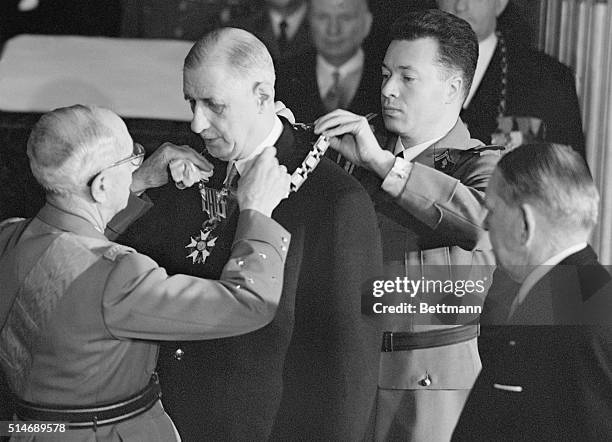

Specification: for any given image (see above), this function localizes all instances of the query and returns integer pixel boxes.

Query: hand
[169,159,214,189]
[130,142,213,194]
[274,100,295,124]
[314,110,395,178]
[237,146,290,217]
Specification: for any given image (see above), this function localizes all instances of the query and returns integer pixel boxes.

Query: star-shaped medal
[185,229,218,264]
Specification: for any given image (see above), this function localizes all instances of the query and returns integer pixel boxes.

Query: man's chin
[383,117,409,135]
[204,141,233,161]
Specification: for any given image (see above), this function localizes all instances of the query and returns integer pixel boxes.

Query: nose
[327,17,341,37]
[190,102,211,134]
[381,75,398,99]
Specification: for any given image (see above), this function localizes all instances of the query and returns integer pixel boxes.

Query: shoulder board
[0,217,26,230]
[468,144,505,156]
[102,243,137,262]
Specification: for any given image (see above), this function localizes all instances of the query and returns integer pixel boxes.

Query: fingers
[158,142,213,172]
[314,109,369,136]
[169,159,214,189]
[237,146,291,217]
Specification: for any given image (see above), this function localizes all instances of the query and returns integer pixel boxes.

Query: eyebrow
[381,63,415,71]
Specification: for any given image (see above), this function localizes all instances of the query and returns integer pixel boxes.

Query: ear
[496,0,510,17]
[519,203,537,247]
[253,81,275,113]
[445,74,464,105]
[89,172,109,204]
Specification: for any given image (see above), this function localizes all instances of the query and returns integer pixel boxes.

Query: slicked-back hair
[27,105,120,195]
[184,27,275,84]
[389,9,478,101]
[496,143,599,232]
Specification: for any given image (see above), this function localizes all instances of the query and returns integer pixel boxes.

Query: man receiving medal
[114,27,383,441]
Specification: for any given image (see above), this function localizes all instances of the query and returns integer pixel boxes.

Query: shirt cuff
[381,157,413,198]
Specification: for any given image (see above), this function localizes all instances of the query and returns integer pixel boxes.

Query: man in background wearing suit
[453,143,612,440]
[316,10,499,441]
[231,0,311,64]
[276,0,380,172]
[438,0,585,156]
[117,27,382,441]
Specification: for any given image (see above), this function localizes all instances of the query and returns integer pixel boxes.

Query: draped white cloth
[538,0,612,264]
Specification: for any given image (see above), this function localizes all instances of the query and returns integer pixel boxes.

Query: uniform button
[508,340,516,346]
[419,374,432,387]
[237,259,245,266]
[282,237,288,243]
[258,253,267,259]
[246,277,254,284]
[281,245,287,252]
[173,348,184,361]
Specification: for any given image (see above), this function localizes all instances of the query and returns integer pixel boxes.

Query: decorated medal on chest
[185,182,230,264]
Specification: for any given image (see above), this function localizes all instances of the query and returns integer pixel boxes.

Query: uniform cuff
[381,157,413,198]
[105,192,153,240]
[234,209,290,261]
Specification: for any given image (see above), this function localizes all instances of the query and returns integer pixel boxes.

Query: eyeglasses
[87,142,145,186]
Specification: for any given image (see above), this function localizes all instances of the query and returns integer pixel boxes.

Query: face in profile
[381,38,453,141]
[183,63,260,162]
[309,0,372,65]
[437,0,507,42]
[483,170,527,281]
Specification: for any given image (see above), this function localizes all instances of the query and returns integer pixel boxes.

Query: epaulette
[102,243,136,262]
[468,144,505,156]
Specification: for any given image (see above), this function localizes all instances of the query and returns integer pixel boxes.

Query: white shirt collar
[316,48,365,96]
[228,116,283,180]
[393,120,455,162]
[509,242,588,318]
[463,32,498,108]
[269,3,308,40]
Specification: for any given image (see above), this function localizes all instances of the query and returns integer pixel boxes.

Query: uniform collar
[36,203,108,240]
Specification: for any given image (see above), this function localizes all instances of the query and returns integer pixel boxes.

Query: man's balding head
[27,105,130,195]
[183,28,278,162]
[184,27,275,86]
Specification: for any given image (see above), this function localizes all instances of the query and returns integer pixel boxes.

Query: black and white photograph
[1,1,611,441]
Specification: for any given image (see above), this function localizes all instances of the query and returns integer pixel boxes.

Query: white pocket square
[493,383,523,392]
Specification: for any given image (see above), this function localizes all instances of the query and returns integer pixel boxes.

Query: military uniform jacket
[461,33,585,156]
[0,204,289,441]
[454,246,612,441]
[358,119,499,441]
[117,118,383,441]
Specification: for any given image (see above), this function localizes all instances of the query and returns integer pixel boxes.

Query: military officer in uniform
[0,104,291,441]
[316,9,499,441]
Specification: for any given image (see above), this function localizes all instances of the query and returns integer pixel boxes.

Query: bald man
[117,28,382,441]
[0,104,291,441]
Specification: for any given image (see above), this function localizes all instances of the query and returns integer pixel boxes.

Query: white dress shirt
[269,3,308,40]
[316,48,365,103]
[227,116,284,182]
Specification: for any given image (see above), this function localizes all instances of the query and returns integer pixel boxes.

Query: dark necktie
[278,20,288,55]
[323,70,342,112]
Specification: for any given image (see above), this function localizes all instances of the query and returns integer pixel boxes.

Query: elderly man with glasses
[0,104,292,441]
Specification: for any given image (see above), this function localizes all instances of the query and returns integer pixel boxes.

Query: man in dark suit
[117,27,382,441]
[276,0,379,173]
[230,0,311,64]
[453,143,612,441]
[438,0,585,156]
